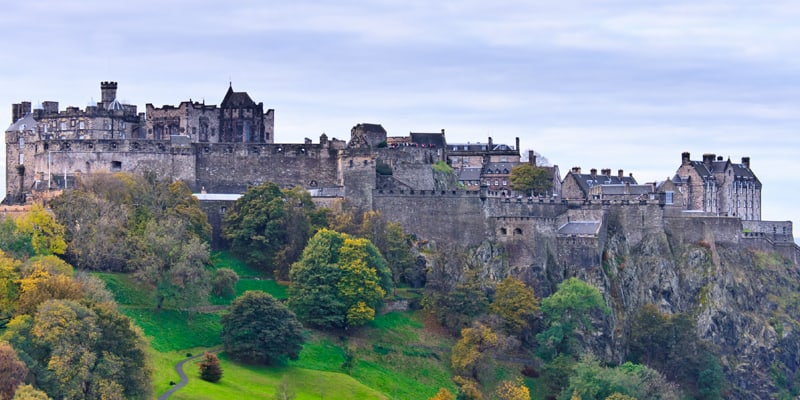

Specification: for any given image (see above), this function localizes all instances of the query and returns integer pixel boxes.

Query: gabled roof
[6,113,38,133]
[221,84,257,108]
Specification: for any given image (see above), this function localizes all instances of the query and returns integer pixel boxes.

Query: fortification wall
[376,148,442,190]
[664,215,742,245]
[194,143,339,193]
[30,139,197,185]
[485,197,568,219]
[372,189,487,246]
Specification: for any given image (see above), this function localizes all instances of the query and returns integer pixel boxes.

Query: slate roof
[686,159,761,188]
[597,184,652,195]
[457,168,482,181]
[356,123,387,134]
[569,172,637,194]
[410,132,445,147]
[221,85,257,108]
[558,221,602,236]
[483,162,519,175]
[6,113,38,133]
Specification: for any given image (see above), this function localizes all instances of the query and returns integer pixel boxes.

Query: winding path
[157,352,204,400]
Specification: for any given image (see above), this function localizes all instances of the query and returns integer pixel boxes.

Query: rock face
[459,213,800,399]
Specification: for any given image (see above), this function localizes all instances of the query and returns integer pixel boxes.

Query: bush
[198,352,223,383]
[212,268,239,297]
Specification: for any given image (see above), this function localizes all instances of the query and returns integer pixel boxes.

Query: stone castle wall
[194,143,339,193]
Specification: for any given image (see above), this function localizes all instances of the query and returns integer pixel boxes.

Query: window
[60,122,66,130]
[665,191,673,205]
[111,161,122,171]
[79,121,85,129]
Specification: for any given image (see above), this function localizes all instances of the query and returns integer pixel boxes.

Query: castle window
[220,206,227,215]
[514,228,523,235]
[60,122,66,130]
[79,121,85,130]
[665,191,673,205]
[500,228,507,235]
[111,161,122,171]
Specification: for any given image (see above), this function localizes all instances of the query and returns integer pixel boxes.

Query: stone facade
[672,152,761,220]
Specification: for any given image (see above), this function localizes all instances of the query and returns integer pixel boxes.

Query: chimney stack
[702,153,715,167]
[572,167,581,174]
[682,151,691,165]
[529,150,536,166]
[515,137,520,151]
[590,168,597,177]
[618,169,624,178]
[742,157,750,169]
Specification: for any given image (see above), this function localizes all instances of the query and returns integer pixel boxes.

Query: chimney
[572,166,581,174]
[681,151,691,165]
[101,81,118,109]
[590,168,597,177]
[742,157,750,169]
[11,102,32,123]
[717,156,723,161]
[529,150,536,166]
[618,169,624,179]
[702,153,715,167]
[515,137,520,151]
[441,128,445,136]
[42,101,59,114]
[488,137,493,148]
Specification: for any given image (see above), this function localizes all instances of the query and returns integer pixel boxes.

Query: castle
[5,82,795,264]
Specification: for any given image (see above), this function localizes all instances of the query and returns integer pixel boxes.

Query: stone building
[671,152,761,220]
[561,167,637,201]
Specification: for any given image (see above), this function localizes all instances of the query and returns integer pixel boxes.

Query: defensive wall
[194,142,340,193]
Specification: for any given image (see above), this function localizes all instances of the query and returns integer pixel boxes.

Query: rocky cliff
[461,213,800,398]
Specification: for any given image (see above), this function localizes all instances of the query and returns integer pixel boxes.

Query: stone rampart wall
[664,215,742,245]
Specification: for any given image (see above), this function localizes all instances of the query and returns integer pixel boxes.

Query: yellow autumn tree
[451,322,499,381]
[15,204,67,256]
[428,387,455,400]
[489,276,539,334]
[495,379,530,400]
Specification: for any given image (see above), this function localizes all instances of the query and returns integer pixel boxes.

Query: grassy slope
[94,251,456,400]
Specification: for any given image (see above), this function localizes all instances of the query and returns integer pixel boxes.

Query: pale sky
[2,1,799,230]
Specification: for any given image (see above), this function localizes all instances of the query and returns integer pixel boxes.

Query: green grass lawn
[95,252,457,400]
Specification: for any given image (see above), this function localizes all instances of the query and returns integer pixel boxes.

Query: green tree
[0,216,34,260]
[537,278,609,359]
[221,291,304,365]
[15,205,67,257]
[489,276,539,334]
[0,252,22,327]
[0,341,28,400]
[198,352,223,383]
[212,268,239,298]
[133,217,210,312]
[288,229,391,329]
[427,273,489,335]
[559,356,681,400]
[223,183,324,279]
[510,164,553,197]
[358,211,416,288]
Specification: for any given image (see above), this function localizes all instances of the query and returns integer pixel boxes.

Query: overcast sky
[2,1,799,229]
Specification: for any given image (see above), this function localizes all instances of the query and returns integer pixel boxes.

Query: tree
[133,217,210,312]
[495,379,530,400]
[198,352,223,382]
[212,268,239,298]
[221,291,304,365]
[223,183,324,278]
[0,342,28,400]
[510,164,553,197]
[0,216,34,260]
[0,252,22,326]
[428,388,455,400]
[559,356,681,400]
[288,229,391,329]
[11,385,50,400]
[427,273,488,335]
[14,205,67,257]
[489,276,539,334]
[451,323,499,382]
[536,278,609,359]
[358,211,416,287]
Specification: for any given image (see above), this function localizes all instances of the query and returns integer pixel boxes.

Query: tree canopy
[510,164,553,197]
[223,183,327,279]
[288,229,391,329]
[221,291,304,365]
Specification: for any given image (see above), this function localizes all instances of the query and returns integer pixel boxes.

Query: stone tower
[101,81,118,109]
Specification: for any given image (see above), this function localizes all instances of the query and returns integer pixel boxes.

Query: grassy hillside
[94,252,456,400]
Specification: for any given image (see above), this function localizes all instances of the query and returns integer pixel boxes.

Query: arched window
[499,227,507,235]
